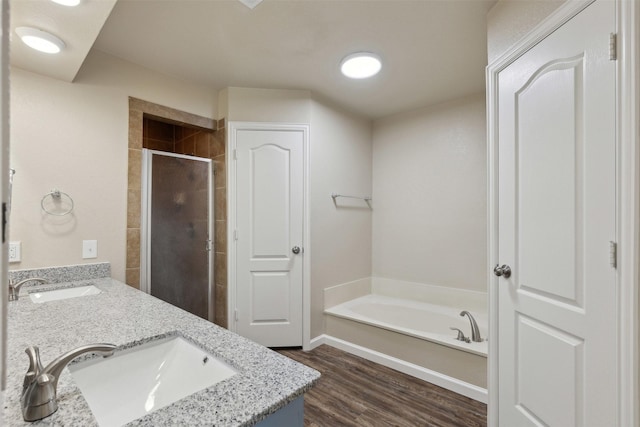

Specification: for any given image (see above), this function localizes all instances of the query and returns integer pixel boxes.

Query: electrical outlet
[82,240,97,259]
[9,241,21,263]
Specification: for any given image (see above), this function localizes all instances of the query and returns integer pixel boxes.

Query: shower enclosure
[140,149,214,321]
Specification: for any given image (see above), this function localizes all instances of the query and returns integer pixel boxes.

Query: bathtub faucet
[460,311,482,342]
[450,327,470,343]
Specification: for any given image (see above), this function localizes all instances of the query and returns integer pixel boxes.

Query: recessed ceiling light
[51,0,81,6]
[340,52,382,79]
[15,27,66,54]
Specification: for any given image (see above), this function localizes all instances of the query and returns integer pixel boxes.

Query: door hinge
[233,149,238,160]
[234,229,238,241]
[205,239,212,252]
[234,308,238,322]
[609,33,617,61]
[2,202,6,243]
[610,241,617,268]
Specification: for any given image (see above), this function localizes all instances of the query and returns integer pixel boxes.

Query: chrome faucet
[9,277,48,301]
[460,310,482,342]
[449,327,470,343]
[21,343,116,421]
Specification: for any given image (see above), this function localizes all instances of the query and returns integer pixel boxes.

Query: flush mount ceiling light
[340,52,382,79]
[238,0,264,9]
[50,0,81,6]
[15,27,66,54]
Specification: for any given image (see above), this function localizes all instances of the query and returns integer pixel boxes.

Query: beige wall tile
[183,135,195,156]
[175,140,184,154]
[210,129,225,157]
[128,149,141,190]
[214,300,227,328]
[215,219,226,252]
[215,188,227,221]
[179,127,198,140]
[126,228,141,269]
[144,139,174,152]
[127,189,141,229]
[145,117,175,142]
[215,281,227,328]
[195,132,210,158]
[215,252,227,286]
[126,268,140,289]
[129,110,143,150]
[214,155,226,189]
[130,97,216,130]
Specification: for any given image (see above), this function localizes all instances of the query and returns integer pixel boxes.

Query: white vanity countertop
[3,278,320,426]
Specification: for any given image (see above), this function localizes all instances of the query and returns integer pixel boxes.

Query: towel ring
[41,189,74,216]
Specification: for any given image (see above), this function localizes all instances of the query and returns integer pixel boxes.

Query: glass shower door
[141,150,213,321]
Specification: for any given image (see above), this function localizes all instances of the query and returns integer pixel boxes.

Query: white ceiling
[10,0,117,82]
[12,0,496,119]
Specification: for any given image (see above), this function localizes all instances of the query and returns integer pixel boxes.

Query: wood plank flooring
[276,345,487,427]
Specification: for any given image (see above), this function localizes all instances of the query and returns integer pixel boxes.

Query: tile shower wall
[212,121,227,328]
[143,117,175,152]
[128,98,228,328]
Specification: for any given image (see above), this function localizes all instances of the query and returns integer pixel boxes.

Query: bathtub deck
[277,344,487,427]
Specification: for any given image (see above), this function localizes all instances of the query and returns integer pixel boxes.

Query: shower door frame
[140,149,215,322]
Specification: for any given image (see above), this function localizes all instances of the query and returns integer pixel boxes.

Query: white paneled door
[235,127,304,347]
[496,1,617,426]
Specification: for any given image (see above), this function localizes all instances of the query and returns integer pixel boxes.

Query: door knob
[292,246,301,255]
[494,264,511,278]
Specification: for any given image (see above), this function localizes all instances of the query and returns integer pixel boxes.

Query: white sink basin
[69,336,237,426]
[29,285,101,303]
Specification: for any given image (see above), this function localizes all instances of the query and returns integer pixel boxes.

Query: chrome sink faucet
[460,310,483,342]
[21,343,116,421]
[9,277,48,301]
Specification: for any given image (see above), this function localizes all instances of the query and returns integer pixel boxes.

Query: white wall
[309,97,372,338]
[224,87,311,123]
[10,50,217,282]
[487,0,566,64]
[372,94,486,292]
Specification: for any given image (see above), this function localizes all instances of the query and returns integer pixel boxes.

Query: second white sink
[29,285,101,303]
[69,335,238,426]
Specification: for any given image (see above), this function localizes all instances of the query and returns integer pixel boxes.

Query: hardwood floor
[276,345,487,427]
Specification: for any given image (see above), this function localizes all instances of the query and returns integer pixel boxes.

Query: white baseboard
[319,334,488,403]
[308,334,326,350]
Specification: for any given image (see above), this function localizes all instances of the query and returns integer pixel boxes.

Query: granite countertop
[3,278,320,426]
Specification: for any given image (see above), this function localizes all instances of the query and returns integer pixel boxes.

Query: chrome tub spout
[460,310,482,342]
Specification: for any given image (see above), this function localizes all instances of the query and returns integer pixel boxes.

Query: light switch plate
[9,241,21,263]
[82,240,98,259]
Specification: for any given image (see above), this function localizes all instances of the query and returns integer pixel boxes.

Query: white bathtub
[325,294,488,357]
[322,278,488,401]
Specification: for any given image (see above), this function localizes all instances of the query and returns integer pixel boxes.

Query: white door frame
[0,0,9,400]
[227,121,311,350]
[486,1,639,425]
